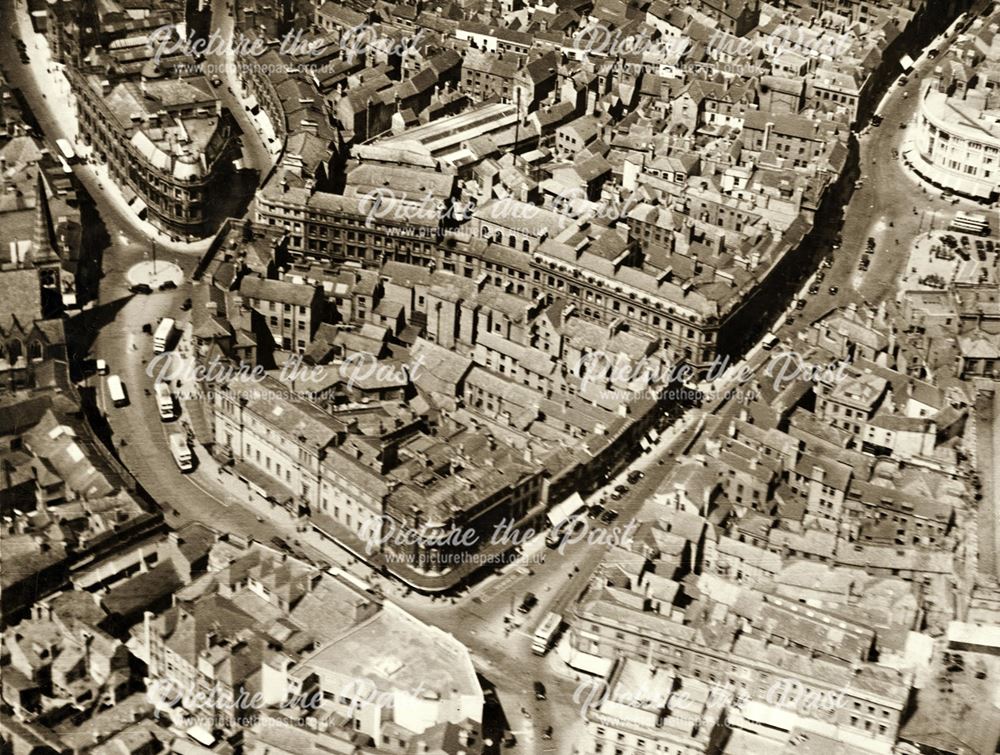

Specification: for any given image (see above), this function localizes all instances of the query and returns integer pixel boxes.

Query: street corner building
[69,63,236,239]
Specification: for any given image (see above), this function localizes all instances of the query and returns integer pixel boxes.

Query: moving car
[517,593,538,614]
[534,682,546,700]
[180,297,192,311]
[829,286,839,295]
[83,358,109,375]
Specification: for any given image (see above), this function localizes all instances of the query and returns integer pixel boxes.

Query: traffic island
[125,261,184,289]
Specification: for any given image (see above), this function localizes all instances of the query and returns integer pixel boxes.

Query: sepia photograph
[1,0,999,753]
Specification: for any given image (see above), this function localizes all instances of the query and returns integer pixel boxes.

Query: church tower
[30,171,63,317]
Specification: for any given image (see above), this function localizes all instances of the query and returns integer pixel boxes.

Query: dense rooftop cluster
[3,0,999,753]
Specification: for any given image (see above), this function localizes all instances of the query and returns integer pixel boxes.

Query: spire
[31,170,59,265]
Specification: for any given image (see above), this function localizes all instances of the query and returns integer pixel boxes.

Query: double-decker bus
[55,138,76,162]
[532,612,563,655]
[106,375,128,407]
[950,211,991,236]
[154,382,174,421]
[153,318,175,354]
[169,433,193,472]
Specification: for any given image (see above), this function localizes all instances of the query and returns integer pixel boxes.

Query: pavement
[974,391,999,579]
[3,0,217,252]
[206,0,283,172]
[11,4,987,754]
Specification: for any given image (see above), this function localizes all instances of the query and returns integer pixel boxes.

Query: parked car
[130,283,153,294]
[159,280,177,291]
[601,509,619,524]
[534,682,547,700]
[588,504,605,519]
[795,299,806,310]
[627,470,644,484]
[614,484,628,494]
[816,270,825,282]
[610,491,622,502]
[808,285,820,295]
[517,593,537,614]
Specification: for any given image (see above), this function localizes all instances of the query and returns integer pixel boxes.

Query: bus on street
[532,612,563,655]
[154,382,175,421]
[55,138,75,162]
[153,318,175,354]
[950,211,990,236]
[169,433,193,472]
[106,375,127,407]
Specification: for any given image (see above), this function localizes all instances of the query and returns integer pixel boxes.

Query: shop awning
[908,150,994,198]
[547,492,585,526]
[563,648,614,677]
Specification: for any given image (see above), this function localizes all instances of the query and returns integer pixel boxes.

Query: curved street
[4,1,990,753]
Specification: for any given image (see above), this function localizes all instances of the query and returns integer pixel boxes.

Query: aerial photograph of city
[3,0,1000,752]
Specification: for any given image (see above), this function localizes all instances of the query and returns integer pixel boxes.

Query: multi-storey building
[688,0,761,36]
[255,182,441,265]
[567,587,911,748]
[815,372,889,436]
[579,659,730,755]
[213,376,346,513]
[379,430,546,583]
[70,70,234,238]
[913,80,1000,199]
[238,275,323,354]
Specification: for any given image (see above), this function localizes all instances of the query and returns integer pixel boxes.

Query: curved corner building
[71,64,234,239]
[913,80,1000,200]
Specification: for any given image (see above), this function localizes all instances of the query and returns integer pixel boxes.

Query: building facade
[70,69,234,238]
